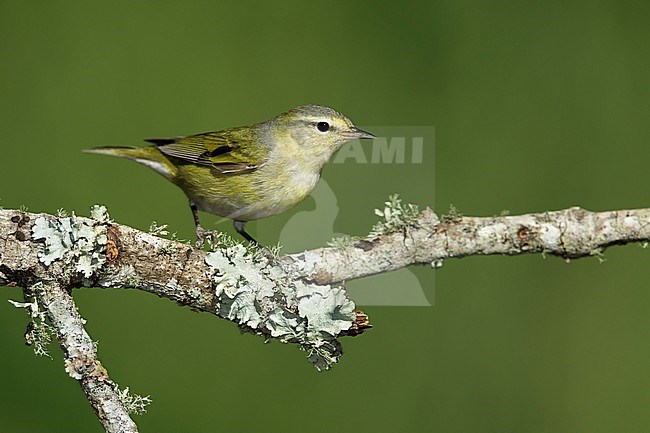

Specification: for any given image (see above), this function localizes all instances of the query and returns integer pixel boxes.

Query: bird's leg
[191,206,271,256]
[192,202,208,247]
[191,202,221,248]
[233,220,260,245]
[233,220,275,258]
[190,202,201,228]
[233,220,275,261]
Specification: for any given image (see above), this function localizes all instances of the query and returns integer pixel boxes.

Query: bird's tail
[82,146,176,179]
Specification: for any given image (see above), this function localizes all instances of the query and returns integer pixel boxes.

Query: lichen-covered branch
[2,203,649,355]
[0,206,368,373]
[2,201,650,432]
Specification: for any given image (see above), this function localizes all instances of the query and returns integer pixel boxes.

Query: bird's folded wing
[146,127,269,174]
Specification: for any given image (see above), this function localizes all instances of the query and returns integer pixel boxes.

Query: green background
[1,1,649,432]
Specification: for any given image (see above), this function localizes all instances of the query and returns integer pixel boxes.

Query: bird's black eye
[316,121,330,132]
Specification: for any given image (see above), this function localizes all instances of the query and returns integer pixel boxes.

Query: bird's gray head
[269,104,375,157]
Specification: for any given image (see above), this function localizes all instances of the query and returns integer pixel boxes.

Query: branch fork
[2,200,649,432]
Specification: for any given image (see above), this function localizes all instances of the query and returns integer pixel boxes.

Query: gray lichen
[32,205,111,281]
[204,245,356,371]
[8,285,53,358]
[148,221,170,236]
[442,204,463,223]
[369,194,420,237]
[114,385,153,415]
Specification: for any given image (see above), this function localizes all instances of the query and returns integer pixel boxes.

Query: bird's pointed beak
[347,126,376,140]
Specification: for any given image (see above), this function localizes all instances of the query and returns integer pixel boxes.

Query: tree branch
[2,202,649,432]
[286,206,650,283]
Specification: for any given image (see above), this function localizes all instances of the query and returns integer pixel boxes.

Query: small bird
[84,105,375,245]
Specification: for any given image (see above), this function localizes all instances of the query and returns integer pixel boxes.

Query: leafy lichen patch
[205,245,356,371]
[32,205,111,280]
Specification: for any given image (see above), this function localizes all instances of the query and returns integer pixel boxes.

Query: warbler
[84,104,375,245]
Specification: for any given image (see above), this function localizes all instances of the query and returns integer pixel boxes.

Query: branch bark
[1,204,649,432]
[286,206,650,283]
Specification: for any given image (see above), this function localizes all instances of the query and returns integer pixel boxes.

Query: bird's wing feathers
[148,127,269,174]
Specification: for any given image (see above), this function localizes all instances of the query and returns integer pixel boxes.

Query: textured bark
[284,206,650,283]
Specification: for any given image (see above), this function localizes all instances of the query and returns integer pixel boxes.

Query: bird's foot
[195,226,223,249]
[196,225,277,263]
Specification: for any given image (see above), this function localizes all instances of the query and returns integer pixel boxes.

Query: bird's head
[268,104,375,164]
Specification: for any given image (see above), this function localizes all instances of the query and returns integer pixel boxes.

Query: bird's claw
[196,226,275,262]
[195,226,222,249]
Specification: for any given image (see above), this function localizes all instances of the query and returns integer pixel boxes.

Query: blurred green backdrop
[1,1,649,432]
